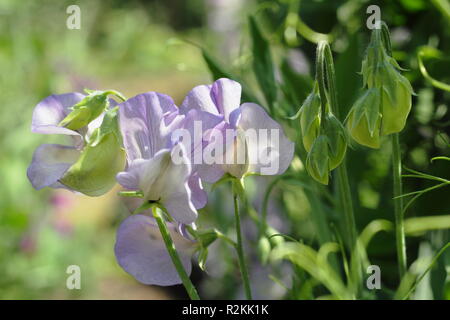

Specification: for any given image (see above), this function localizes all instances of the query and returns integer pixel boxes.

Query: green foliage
[1,0,450,300]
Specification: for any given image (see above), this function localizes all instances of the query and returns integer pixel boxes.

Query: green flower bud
[346,88,382,149]
[59,90,111,131]
[323,113,347,169]
[60,108,126,196]
[360,31,413,136]
[379,65,413,135]
[299,92,321,152]
[306,135,330,185]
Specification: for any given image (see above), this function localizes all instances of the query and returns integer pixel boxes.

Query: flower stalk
[380,23,408,279]
[232,179,253,299]
[152,206,200,300]
[392,133,407,278]
[316,41,358,254]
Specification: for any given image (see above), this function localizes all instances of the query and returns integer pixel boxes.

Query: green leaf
[271,242,352,299]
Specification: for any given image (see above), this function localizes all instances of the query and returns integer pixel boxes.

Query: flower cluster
[27,90,126,196]
[27,78,294,286]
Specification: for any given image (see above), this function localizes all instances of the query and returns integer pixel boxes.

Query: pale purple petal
[195,120,235,183]
[117,150,171,198]
[161,147,198,224]
[210,78,242,122]
[196,163,225,184]
[117,148,198,224]
[118,92,184,162]
[235,103,294,175]
[187,173,207,209]
[180,84,219,115]
[27,144,80,190]
[31,93,85,136]
[114,214,193,286]
[172,109,223,169]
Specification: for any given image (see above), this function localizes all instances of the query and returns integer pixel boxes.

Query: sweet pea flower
[180,78,294,182]
[116,92,211,224]
[115,214,195,286]
[27,92,126,196]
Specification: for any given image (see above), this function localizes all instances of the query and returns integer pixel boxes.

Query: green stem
[377,23,408,279]
[336,165,358,254]
[392,133,407,279]
[152,207,200,300]
[317,41,358,251]
[232,181,253,300]
[317,41,360,293]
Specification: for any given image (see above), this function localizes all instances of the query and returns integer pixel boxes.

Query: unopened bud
[299,92,321,152]
[306,135,330,185]
[346,88,382,149]
[323,113,347,169]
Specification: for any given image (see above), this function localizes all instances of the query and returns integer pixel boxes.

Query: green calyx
[346,88,382,149]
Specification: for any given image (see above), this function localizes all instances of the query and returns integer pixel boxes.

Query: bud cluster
[299,86,347,185]
[346,29,413,148]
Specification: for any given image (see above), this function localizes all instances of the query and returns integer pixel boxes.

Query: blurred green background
[0,0,449,299]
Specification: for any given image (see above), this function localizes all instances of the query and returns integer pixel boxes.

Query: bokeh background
[0,0,449,299]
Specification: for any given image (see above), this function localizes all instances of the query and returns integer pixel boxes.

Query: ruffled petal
[118,92,184,161]
[180,84,219,115]
[27,144,80,190]
[210,78,242,122]
[31,93,85,136]
[114,214,193,286]
[160,147,197,224]
[235,103,294,175]
[117,148,198,224]
[172,109,223,169]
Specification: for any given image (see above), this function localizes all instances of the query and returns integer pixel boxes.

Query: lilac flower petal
[118,92,184,162]
[117,148,198,224]
[180,84,219,115]
[210,78,242,122]
[27,144,80,190]
[31,93,85,136]
[114,214,193,286]
[173,109,223,169]
[162,147,198,224]
[117,152,170,196]
[196,163,225,184]
[235,103,294,175]
[187,173,207,209]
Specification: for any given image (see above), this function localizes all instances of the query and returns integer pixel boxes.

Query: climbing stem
[152,206,200,300]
